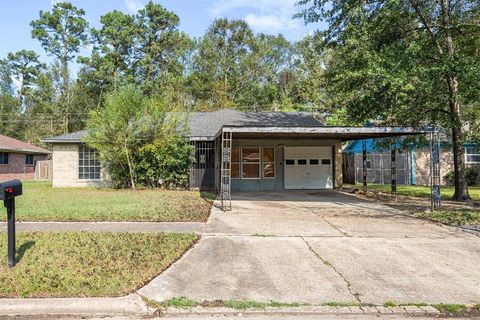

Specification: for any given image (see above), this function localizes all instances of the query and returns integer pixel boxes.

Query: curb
[162,305,441,317]
[0,294,150,317]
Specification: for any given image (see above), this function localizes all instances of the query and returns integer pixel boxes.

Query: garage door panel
[284,147,333,190]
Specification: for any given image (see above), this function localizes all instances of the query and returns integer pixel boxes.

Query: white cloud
[245,14,283,31]
[210,0,300,32]
[124,0,144,13]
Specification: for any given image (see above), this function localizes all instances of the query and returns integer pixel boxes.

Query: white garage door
[284,146,333,189]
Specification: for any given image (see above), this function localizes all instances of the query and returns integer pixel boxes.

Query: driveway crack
[301,237,363,305]
[304,207,351,237]
[321,216,351,237]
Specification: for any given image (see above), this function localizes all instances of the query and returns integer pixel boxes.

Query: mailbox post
[0,180,22,268]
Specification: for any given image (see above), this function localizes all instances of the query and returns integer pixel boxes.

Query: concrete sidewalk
[0,294,149,317]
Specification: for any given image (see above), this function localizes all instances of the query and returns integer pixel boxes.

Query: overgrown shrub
[444,166,480,186]
[86,85,193,189]
[136,133,194,188]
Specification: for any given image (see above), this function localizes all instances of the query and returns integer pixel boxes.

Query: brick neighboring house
[0,134,51,181]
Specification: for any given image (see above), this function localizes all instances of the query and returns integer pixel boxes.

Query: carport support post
[362,139,368,193]
[391,141,397,202]
[430,130,441,211]
[220,130,232,211]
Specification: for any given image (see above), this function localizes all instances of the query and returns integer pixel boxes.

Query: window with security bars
[78,146,101,180]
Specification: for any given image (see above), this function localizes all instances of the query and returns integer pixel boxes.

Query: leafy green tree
[31,1,89,132]
[291,35,327,115]
[5,50,45,109]
[296,0,480,200]
[86,85,147,189]
[134,1,192,95]
[191,18,256,110]
[0,61,19,137]
[83,10,136,91]
[86,85,192,189]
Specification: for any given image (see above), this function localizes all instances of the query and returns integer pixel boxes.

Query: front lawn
[415,209,480,226]
[9,181,213,222]
[348,184,480,201]
[0,232,197,298]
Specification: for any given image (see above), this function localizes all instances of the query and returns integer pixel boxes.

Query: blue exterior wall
[231,138,341,192]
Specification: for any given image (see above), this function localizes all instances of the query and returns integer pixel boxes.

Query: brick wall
[0,153,48,181]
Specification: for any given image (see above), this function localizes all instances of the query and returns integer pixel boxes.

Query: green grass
[433,304,467,314]
[163,297,200,308]
[161,298,305,309]
[415,209,480,226]
[8,181,213,222]
[0,232,197,298]
[349,184,480,201]
[383,301,396,307]
[321,301,361,307]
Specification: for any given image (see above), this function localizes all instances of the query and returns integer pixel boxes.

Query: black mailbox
[0,179,22,200]
[1,179,22,268]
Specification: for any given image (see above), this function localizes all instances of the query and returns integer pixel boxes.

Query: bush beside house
[86,85,193,190]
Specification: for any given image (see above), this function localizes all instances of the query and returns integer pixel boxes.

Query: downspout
[410,143,415,185]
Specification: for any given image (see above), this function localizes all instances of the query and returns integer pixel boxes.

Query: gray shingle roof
[41,130,89,143]
[189,109,324,139]
[42,109,323,142]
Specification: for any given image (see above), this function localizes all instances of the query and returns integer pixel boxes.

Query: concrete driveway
[139,191,480,305]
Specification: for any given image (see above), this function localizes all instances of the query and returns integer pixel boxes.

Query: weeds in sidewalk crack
[301,237,362,306]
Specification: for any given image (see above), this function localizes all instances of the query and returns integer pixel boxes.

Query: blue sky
[0,0,322,72]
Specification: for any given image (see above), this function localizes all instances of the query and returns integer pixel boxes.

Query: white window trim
[465,146,480,164]
[78,145,101,180]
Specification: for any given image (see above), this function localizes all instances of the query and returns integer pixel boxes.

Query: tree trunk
[439,0,470,201]
[449,76,469,201]
[61,35,70,133]
[124,139,136,190]
[451,124,469,201]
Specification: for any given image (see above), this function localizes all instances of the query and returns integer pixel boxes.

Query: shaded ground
[139,191,480,305]
[9,182,212,222]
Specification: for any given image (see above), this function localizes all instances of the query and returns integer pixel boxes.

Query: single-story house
[342,138,480,186]
[42,109,431,195]
[0,134,51,181]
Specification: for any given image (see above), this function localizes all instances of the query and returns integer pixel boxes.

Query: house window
[231,148,240,178]
[0,152,8,165]
[25,154,34,165]
[79,146,101,180]
[242,147,260,179]
[263,147,275,178]
[465,147,480,164]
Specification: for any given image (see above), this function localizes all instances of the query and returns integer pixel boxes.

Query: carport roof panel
[219,126,433,140]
